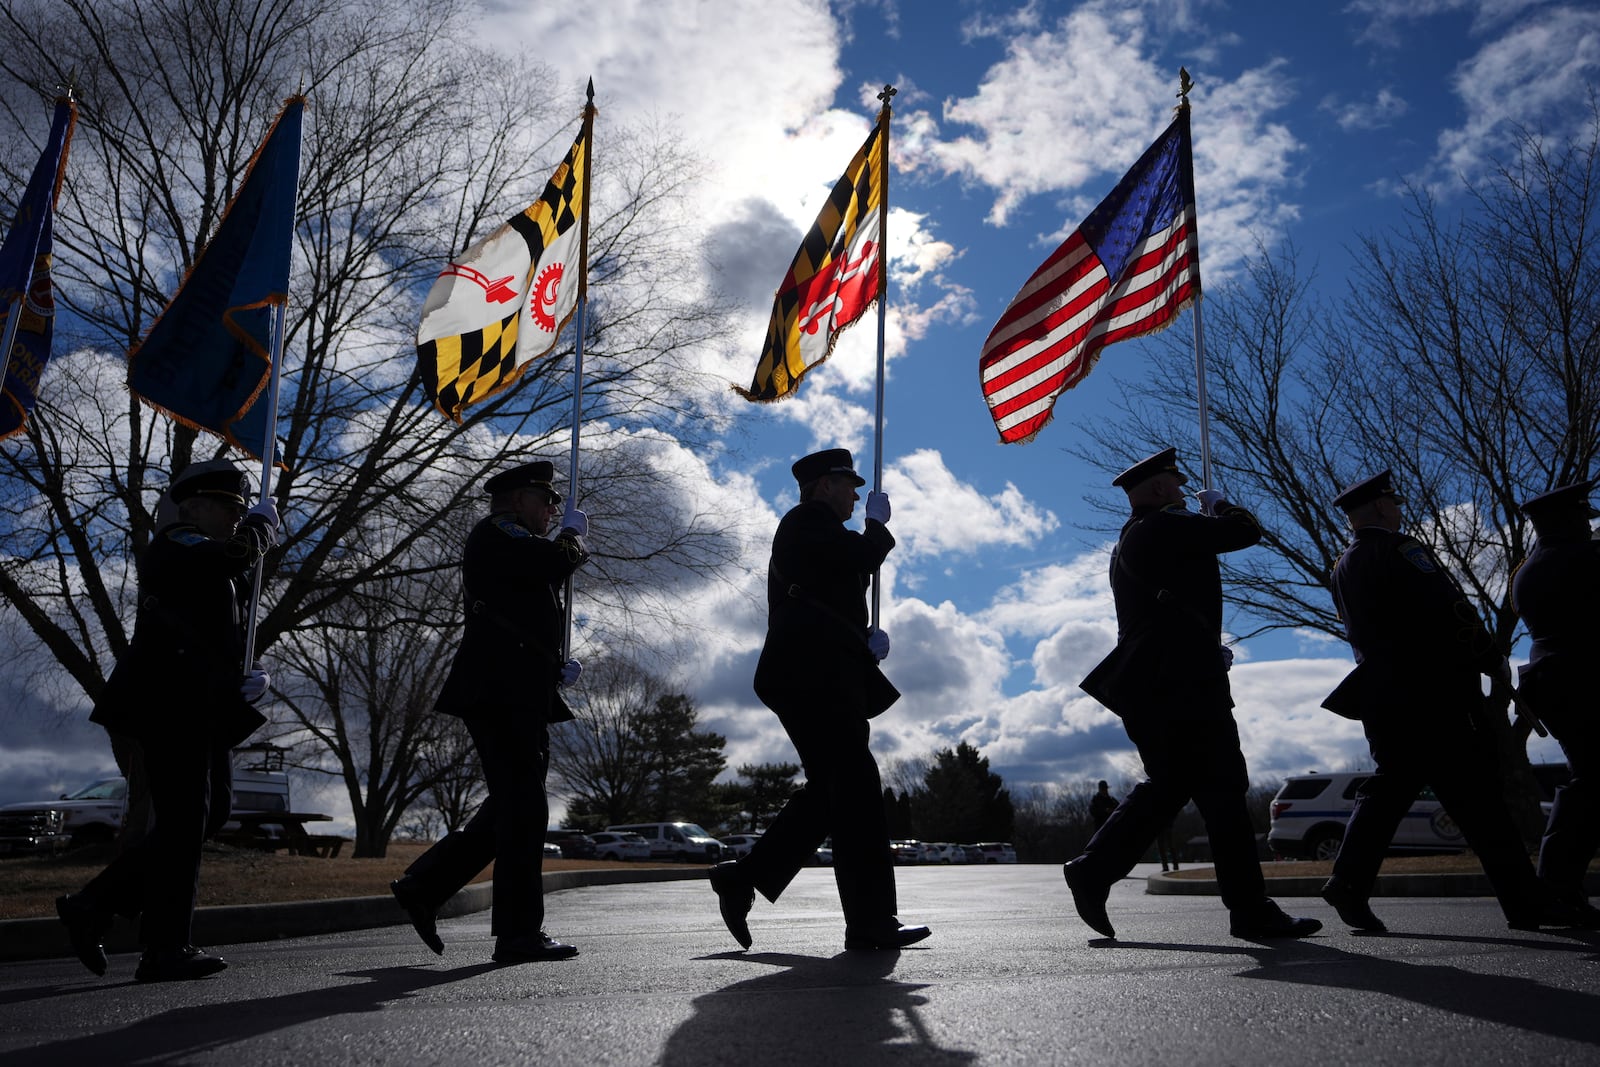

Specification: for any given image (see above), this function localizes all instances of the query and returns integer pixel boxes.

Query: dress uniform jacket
[434,511,586,724]
[1512,532,1600,722]
[91,518,272,746]
[1082,500,1260,717]
[753,499,896,717]
[1323,527,1496,718]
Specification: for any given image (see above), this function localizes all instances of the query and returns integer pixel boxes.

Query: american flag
[979,111,1200,444]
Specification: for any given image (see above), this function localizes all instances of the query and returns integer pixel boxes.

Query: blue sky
[4,0,1593,824]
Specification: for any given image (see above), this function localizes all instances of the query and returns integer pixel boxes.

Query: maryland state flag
[418,118,588,422]
[0,96,76,442]
[736,120,885,402]
[127,97,303,460]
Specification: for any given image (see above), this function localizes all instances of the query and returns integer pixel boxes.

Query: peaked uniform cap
[485,459,562,502]
[1112,447,1187,490]
[792,448,866,488]
[169,460,249,506]
[1519,479,1598,523]
[1333,469,1405,511]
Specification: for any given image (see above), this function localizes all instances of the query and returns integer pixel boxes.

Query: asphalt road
[2,863,1597,1065]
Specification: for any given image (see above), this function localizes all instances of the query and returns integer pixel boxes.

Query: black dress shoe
[843,919,931,950]
[56,894,108,977]
[1230,900,1322,939]
[708,861,754,949]
[1507,896,1600,931]
[391,877,444,955]
[1062,857,1115,939]
[1320,879,1387,932]
[135,946,227,983]
[492,932,579,963]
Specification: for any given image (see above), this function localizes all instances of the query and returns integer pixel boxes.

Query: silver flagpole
[0,296,24,397]
[870,84,894,632]
[562,81,596,662]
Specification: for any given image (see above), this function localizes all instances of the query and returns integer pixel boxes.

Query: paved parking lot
[3,863,1597,1065]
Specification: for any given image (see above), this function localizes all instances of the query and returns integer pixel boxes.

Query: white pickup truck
[0,746,292,854]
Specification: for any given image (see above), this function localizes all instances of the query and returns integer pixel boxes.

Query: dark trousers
[1074,708,1267,912]
[78,737,232,950]
[1333,712,1540,919]
[405,712,550,938]
[741,708,896,928]
[1537,710,1599,897]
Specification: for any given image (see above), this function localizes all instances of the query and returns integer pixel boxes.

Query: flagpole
[562,80,596,663]
[0,297,23,396]
[868,84,895,633]
[242,97,305,673]
[1175,69,1214,491]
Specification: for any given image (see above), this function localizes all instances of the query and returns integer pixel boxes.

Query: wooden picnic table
[217,811,342,858]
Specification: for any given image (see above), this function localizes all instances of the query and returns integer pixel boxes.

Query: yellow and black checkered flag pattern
[417,122,588,421]
[736,121,884,402]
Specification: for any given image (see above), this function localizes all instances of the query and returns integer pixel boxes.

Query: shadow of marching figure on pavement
[661,950,977,1066]
[0,962,499,1066]
[1108,931,1600,1049]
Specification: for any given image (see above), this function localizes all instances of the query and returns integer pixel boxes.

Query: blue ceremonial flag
[0,96,76,442]
[128,96,303,460]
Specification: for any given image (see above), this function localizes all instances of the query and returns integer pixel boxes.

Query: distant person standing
[1068,447,1319,941]
[1318,470,1582,932]
[1090,781,1119,829]
[57,461,278,982]
[1154,821,1180,873]
[1511,479,1600,926]
[707,448,929,951]
[390,460,588,964]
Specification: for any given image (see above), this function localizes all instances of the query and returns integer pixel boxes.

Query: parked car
[961,844,985,864]
[890,840,923,864]
[1,747,295,855]
[1268,772,1466,860]
[720,833,763,859]
[974,842,1017,864]
[589,831,652,861]
[545,829,597,859]
[605,822,723,863]
[929,842,969,864]
[814,838,834,865]
[543,841,562,858]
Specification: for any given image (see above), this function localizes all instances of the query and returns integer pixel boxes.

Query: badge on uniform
[1400,541,1436,572]
[492,516,532,538]
[167,528,208,546]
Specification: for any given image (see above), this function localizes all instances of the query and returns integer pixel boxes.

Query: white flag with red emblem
[417,121,587,421]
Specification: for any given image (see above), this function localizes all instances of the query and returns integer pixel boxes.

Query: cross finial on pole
[877,84,897,106]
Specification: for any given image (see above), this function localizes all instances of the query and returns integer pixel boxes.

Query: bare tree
[548,658,667,827]
[0,0,743,842]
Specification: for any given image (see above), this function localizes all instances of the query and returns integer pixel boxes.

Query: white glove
[560,659,582,687]
[1196,489,1224,516]
[1219,645,1235,671]
[560,505,589,537]
[865,491,891,525]
[246,499,280,544]
[241,667,271,704]
[867,629,890,662]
